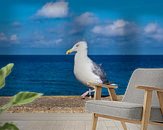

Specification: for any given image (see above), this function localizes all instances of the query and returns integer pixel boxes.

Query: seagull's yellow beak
[66,49,72,55]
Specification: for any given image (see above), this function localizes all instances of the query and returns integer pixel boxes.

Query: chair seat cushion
[86,100,163,122]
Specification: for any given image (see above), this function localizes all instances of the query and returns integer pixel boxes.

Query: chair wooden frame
[88,83,163,130]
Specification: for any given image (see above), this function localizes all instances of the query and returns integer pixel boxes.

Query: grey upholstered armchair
[86,69,163,130]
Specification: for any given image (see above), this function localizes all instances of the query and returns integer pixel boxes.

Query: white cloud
[12,22,21,27]
[144,23,158,33]
[75,12,98,26]
[144,23,163,41]
[10,34,18,41]
[0,33,19,44]
[0,33,7,41]
[29,31,63,47]
[36,2,68,18]
[92,19,137,37]
[55,38,63,44]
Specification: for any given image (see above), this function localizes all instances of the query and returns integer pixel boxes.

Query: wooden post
[94,86,102,100]
[92,113,98,130]
[108,88,118,101]
[121,121,127,130]
[91,85,101,130]
[157,91,163,114]
[141,90,153,130]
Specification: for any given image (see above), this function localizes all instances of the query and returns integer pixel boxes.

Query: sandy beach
[0,96,123,113]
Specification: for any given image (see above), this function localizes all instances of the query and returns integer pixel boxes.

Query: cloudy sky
[0,0,163,55]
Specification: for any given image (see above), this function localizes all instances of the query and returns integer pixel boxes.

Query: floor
[0,113,136,130]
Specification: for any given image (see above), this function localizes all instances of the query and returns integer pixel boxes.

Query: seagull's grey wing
[91,61,108,83]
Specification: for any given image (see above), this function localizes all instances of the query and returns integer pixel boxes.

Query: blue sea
[0,55,163,96]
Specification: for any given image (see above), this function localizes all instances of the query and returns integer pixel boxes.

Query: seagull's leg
[81,88,95,99]
[81,91,89,99]
[81,82,96,99]
[88,88,96,98]
[88,89,92,98]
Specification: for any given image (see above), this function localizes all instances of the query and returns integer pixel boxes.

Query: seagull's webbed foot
[81,89,95,99]
[81,91,89,99]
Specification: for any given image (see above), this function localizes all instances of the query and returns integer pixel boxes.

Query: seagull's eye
[76,44,79,47]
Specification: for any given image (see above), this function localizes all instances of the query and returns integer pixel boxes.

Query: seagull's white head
[66,41,88,55]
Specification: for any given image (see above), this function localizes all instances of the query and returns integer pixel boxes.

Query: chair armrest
[88,83,118,89]
[137,85,163,117]
[88,83,118,101]
[136,86,163,92]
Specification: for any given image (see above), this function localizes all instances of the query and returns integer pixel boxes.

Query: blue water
[0,55,163,96]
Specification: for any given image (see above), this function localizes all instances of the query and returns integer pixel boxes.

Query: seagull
[66,41,108,98]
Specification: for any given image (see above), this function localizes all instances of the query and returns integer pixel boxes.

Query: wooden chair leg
[141,90,153,130]
[92,113,98,130]
[108,88,118,101]
[94,87,102,100]
[157,91,163,114]
[121,121,127,130]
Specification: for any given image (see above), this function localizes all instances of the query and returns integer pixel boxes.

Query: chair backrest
[122,68,163,107]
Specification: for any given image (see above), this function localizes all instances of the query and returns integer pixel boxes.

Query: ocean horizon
[0,55,163,96]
